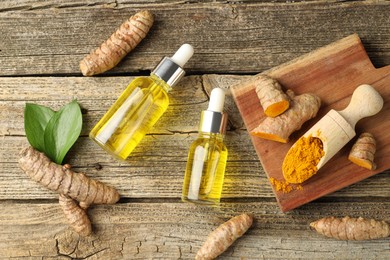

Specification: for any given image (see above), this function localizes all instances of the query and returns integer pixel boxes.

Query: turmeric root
[251,90,321,143]
[19,146,120,236]
[19,146,120,208]
[195,213,253,260]
[348,132,377,170]
[80,10,154,76]
[310,216,390,240]
[59,194,92,237]
[255,75,290,117]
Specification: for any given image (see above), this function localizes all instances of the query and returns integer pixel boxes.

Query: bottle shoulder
[126,76,155,88]
[126,75,169,87]
[125,76,170,101]
[198,132,225,141]
[191,133,227,150]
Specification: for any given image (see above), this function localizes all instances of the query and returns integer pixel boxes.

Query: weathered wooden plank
[0,76,210,136]
[0,134,266,200]
[0,1,389,76]
[0,0,116,11]
[0,76,245,136]
[0,201,389,259]
[2,135,389,200]
[0,0,326,9]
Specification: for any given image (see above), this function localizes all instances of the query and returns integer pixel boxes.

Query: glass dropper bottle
[90,44,194,160]
[182,88,228,205]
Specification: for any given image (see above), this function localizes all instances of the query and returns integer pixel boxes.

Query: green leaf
[44,100,82,164]
[24,103,55,152]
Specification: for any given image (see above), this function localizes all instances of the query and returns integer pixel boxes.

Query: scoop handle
[338,84,383,129]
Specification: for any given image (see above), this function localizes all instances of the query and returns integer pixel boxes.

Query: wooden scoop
[283,84,384,182]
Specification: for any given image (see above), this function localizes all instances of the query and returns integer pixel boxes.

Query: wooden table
[1,1,389,259]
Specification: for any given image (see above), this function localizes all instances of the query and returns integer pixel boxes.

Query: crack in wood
[77,247,110,259]
[54,235,77,259]
[0,1,118,13]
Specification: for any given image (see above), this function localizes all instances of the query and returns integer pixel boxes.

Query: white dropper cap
[208,88,226,112]
[170,44,194,67]
[199,87,228,134]
[152,44,194,87]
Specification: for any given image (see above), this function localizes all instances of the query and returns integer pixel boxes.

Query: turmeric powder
[269,177,293,193]
[282,135,325,184]
[269,177,302,193]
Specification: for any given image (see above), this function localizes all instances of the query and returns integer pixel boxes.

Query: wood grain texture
[2,135,389,201]
[232,34,390,212]
[0,201,389,259]
[1,73,389,259]
[1,75,388,201]
[0,76,210,135]
[1,1,389,259]
[0,1,389,75]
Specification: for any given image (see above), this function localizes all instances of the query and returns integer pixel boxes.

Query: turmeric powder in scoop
[282,135,324,183]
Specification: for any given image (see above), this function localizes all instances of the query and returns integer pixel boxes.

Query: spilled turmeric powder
[282,135,324,184]
[269,177,303,193]
[270,177,293,193]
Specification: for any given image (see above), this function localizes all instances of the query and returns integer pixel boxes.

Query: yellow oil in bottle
[89,75,171,160]
[182,133,228,205]
[89,44,193,160]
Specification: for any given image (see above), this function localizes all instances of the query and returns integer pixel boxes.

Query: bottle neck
[151,57,186,89]
[198,110,228,135]
[150,73,172,93]
[198,131,224,141]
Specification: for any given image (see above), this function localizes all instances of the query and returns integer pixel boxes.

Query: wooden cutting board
[231,34,390,212]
